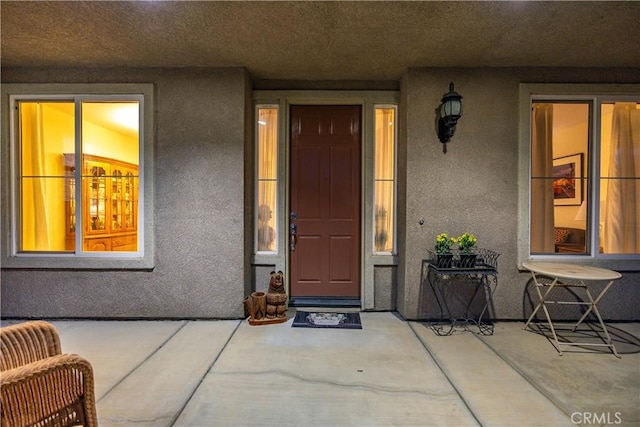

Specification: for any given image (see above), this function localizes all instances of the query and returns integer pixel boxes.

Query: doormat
[292,311,362,329]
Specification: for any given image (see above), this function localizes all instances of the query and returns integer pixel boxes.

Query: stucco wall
[1,66,638,320]
[398,67,640,321]
[1,68,250,319]
[373,266,397,311]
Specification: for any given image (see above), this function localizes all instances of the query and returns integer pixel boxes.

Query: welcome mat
[292,311,362,329]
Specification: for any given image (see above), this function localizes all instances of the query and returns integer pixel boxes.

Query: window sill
[520,255,640,273]
[371,254,398,266]
[1,254,154,270]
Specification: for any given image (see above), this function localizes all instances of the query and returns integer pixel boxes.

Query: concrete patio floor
[2,312,639,426]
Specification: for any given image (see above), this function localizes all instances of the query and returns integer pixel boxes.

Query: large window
[3,84,154,269]
[373,106,397,254]
[17,99,140,253]
[526,91,639,263]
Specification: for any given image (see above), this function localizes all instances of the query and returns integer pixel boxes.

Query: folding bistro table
[522,260,622,358]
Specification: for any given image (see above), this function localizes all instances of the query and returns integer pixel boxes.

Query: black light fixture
[437,82,463,153]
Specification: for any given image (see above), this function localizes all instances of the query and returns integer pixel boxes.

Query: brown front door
[290,105,361,297]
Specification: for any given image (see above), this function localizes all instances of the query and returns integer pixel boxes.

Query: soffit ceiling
[2,1,639,81]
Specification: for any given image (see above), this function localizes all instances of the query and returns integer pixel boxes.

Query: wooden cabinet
[65,154,138,252]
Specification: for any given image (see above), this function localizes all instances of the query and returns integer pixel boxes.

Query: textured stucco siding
[1,66,639,320]
[1,68,250,318]
[398,67,640,321]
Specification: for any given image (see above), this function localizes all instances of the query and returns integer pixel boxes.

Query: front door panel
[290,105,361,297]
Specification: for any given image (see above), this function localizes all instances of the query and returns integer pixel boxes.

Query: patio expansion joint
[407,322,483,426]
[168,319,243,426]
[96,320,190,404]
[472,330,576,421]
[101,414,173,425]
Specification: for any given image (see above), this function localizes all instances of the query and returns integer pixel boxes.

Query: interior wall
[399,67,640,321]
[1,67,250,319]
[83,118,138,164]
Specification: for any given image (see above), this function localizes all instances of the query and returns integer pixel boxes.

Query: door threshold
[289,297,361,308]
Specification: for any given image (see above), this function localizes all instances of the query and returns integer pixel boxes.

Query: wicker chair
[1,321,98,427]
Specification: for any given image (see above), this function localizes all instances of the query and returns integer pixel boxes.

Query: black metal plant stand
[424,248,500,336]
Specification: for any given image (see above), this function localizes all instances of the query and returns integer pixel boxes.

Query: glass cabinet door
[123,170,137,231]
[110,166,137,232]
[85,160,109,234]
[63,154,76,250]
[111,169,123,231]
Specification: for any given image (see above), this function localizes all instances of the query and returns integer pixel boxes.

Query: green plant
[456,232,477,254]
[435,233,455,255]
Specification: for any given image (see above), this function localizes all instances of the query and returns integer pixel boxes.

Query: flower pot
[243,292,267,321]
[458,253,477,268]
[436,253,454,268]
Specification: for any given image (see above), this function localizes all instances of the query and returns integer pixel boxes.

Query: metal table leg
[429,269,497,336]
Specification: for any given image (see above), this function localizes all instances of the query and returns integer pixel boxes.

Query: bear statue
[266,270,287,319]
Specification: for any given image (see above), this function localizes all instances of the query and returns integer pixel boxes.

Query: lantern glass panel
[450,99,462,116]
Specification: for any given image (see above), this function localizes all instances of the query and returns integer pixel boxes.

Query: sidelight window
[373,106,397,254]
[256,106,279,253]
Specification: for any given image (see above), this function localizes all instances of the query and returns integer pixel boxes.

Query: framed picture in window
[553,153,583,206]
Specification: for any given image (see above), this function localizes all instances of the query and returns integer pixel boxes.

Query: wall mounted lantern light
[437,82,463,153]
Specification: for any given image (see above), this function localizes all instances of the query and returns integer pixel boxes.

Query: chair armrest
[1,321,62,370]
[1,354,98,427]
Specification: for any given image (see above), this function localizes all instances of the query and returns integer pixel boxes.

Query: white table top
[522,261,622,281]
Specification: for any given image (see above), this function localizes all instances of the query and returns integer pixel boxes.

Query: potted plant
[456,232,478,267]
[434,233,455,268]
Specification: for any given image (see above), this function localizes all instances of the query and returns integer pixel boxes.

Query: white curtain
[530,103,556,253]
[603,102,640,254]
[21,103,51,250]
[257,108,278,251]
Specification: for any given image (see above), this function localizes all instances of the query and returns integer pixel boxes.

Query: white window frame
[518,83,640,271]
[1,83,155,269]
